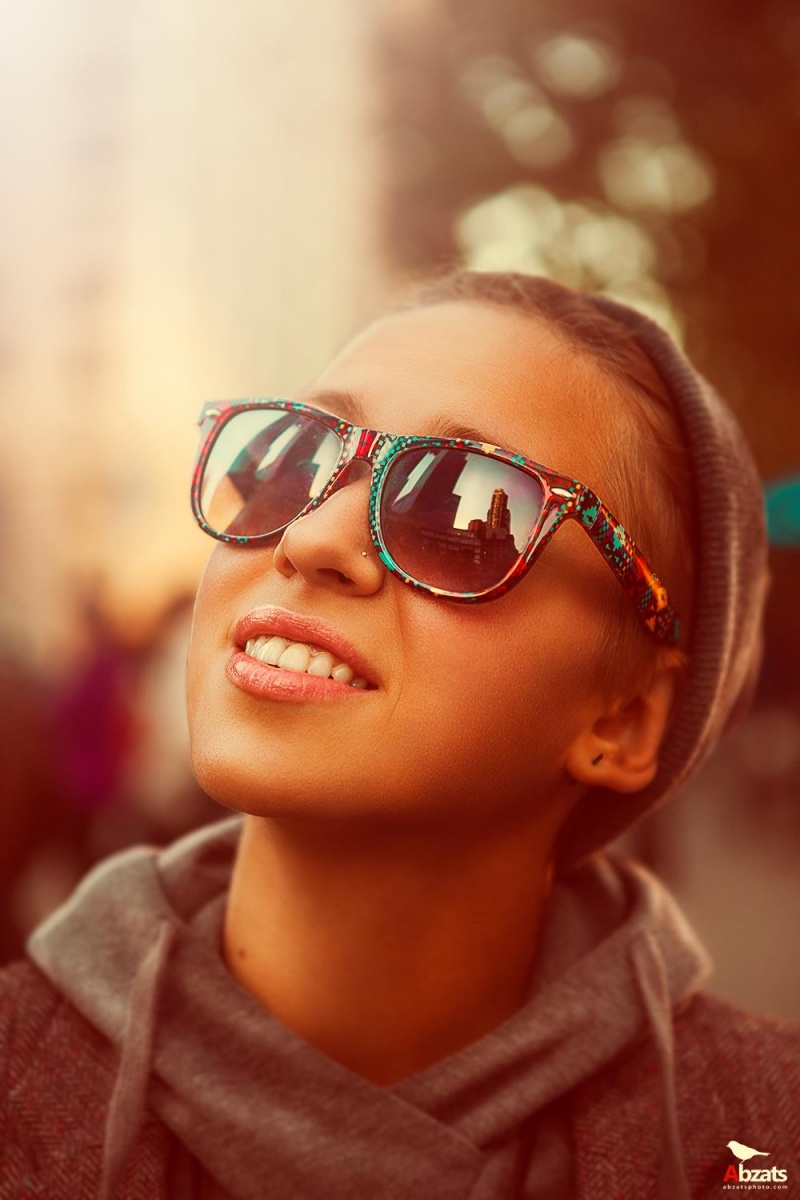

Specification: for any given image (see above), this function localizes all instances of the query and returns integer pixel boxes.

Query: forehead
[303,300,617,485]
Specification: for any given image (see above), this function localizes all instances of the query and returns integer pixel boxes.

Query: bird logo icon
[726,1140,770,1163]
[723,1140,788,1186]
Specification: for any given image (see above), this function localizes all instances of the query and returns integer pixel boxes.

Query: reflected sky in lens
[201,409,343,537]
[201,410,341,519]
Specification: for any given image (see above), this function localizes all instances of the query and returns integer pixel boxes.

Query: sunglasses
[191,398,681,645]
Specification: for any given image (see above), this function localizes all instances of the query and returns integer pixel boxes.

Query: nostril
[319,567,353,586]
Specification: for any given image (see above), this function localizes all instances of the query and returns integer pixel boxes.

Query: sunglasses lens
[199,409,342,537]
[379,447,545,594]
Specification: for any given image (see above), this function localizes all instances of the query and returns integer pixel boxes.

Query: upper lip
[233,605,379,685]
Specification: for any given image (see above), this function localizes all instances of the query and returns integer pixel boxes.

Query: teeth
[243,636,369,688]
[245,635,266,660]
[330,662,354,685]
[307,651,336,677]
[262,636,287,665]
[278,643,311,672]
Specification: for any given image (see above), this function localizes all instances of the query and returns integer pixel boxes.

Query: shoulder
[583,987,800,1107]
[1,957,114,1195]
[0,957,65,1078]
[670,991,800,1151]
[675,992,800,1165]
[0,955,115,1074]
[672,988,800,1076]
[571,990,800,1197]
[0,957,173,1198]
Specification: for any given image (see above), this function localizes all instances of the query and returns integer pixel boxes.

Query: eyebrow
[302,388,531,460]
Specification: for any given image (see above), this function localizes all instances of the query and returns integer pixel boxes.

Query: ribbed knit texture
[554,294,771,869]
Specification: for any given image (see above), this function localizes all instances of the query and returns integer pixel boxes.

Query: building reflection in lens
[384,449,535,590]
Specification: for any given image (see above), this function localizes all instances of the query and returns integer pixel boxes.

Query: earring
[566,752,604,785]
[360,550,368,558]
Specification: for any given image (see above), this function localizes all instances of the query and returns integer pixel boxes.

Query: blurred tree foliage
[376,0,800,468]
[375,0,800,692]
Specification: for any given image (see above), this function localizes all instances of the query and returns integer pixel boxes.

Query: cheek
[186,541,276,673]
[185,546,265,775]
[185,553,230,705]
[184,558,227,787]
[377,590,599,808]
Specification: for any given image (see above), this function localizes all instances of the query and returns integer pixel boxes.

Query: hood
[26,814,712,1200]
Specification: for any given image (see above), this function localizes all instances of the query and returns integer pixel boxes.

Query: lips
[233,605,378,688]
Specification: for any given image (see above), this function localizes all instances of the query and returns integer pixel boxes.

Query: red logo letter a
[723,1165,739,1182]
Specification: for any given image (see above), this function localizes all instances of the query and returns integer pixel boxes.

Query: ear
[564,658,686,795]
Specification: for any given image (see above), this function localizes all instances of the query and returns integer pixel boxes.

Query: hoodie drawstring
[98,918,178,1200]
[630,929,690,1200]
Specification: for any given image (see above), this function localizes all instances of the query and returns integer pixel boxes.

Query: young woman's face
[186,301,626,835]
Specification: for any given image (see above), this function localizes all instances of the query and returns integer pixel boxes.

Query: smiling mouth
[243,635,373,689]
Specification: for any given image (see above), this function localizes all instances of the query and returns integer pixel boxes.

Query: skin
[186,300,687,1086]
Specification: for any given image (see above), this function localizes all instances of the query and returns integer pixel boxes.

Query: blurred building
[0,1,390,667]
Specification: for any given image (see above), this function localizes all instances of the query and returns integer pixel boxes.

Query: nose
[271,463,385,597]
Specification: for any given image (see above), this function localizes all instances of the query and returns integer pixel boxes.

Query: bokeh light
[533,32,622,98]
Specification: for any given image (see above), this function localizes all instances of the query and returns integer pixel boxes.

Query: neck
[222,809,559,1086]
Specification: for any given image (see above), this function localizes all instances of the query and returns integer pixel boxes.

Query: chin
[188,733,347,823]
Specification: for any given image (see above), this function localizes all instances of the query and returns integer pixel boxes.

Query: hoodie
[24,812,711,1200]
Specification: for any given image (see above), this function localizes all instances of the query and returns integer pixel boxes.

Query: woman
[3,271,798,1199]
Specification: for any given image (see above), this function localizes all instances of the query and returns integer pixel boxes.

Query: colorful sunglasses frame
[192,398,682,645]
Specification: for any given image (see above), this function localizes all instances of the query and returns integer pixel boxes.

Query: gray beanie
[554,292,772,871]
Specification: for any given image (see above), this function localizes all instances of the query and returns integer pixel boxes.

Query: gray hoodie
[26,813,711,1200]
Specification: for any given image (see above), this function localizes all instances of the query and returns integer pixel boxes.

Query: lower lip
[226,650,375,703]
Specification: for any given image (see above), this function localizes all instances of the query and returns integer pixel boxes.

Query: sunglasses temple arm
[573,489,682,645]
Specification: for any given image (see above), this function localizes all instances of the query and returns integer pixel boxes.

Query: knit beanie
[553,292,772,871]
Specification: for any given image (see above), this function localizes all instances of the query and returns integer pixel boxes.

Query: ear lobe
[563,666,683,796]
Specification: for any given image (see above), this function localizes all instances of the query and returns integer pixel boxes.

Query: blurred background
[1,0,799,1014]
